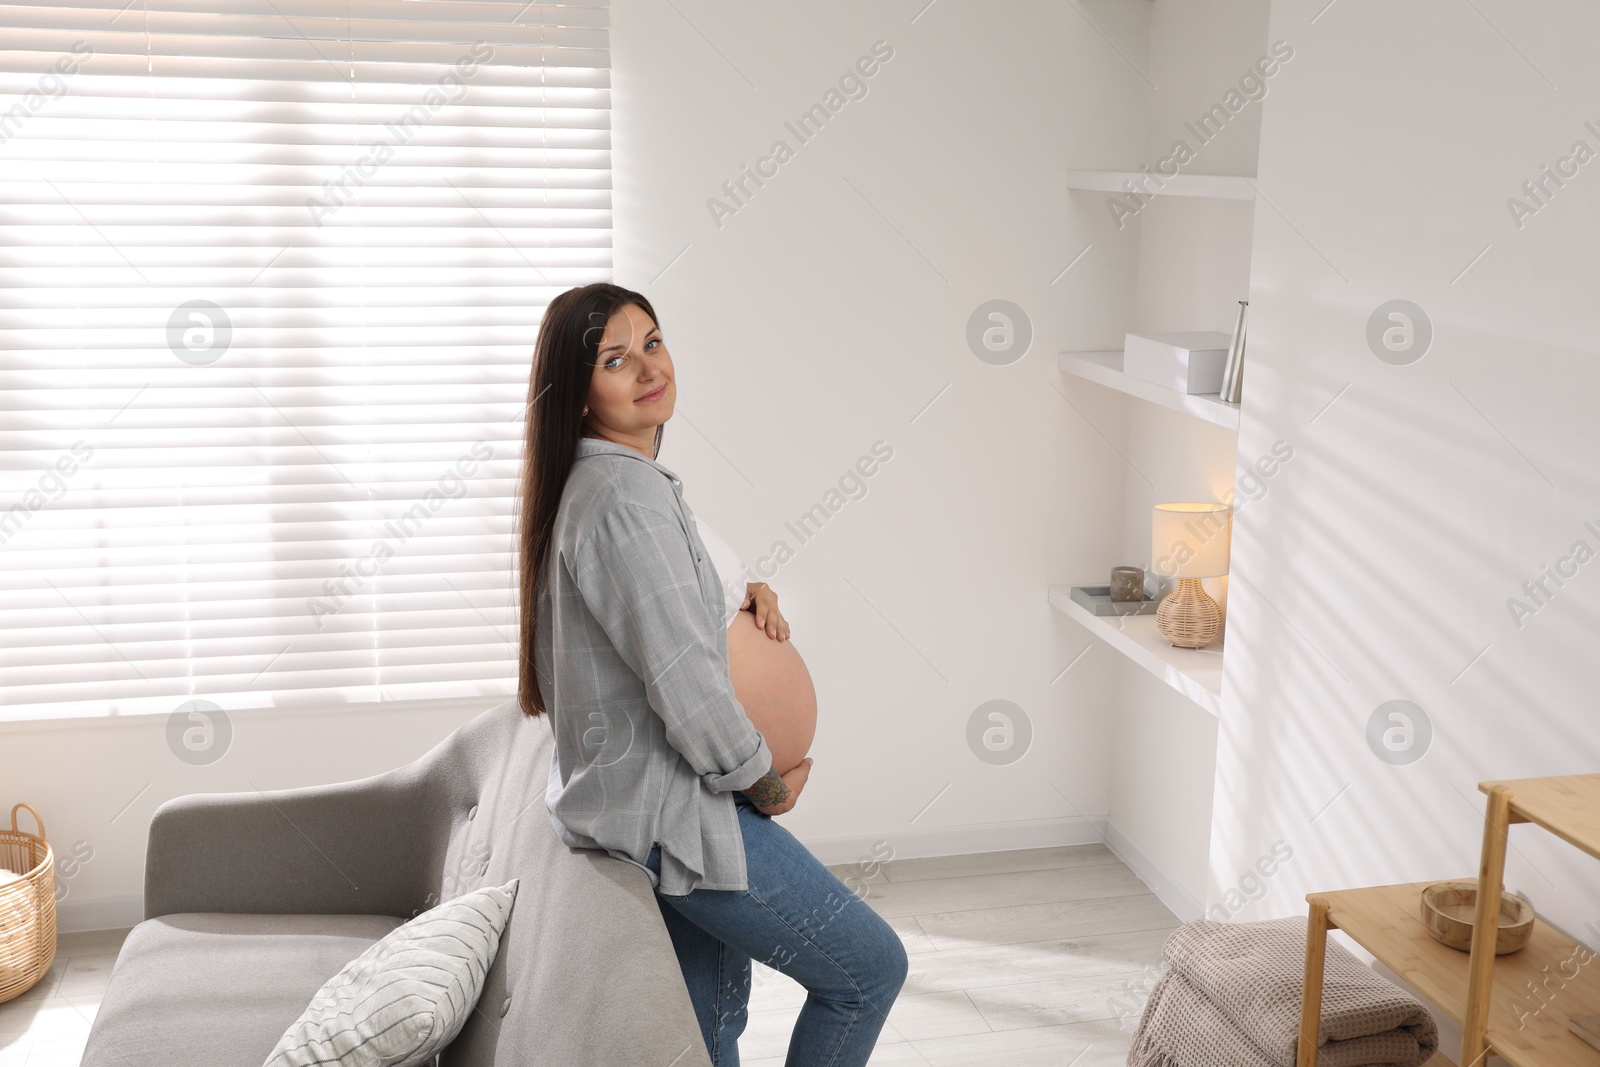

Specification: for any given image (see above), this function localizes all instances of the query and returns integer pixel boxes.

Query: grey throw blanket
[1128,917,1438,1067]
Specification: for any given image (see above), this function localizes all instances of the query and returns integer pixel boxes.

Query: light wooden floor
[0,927,124,1067]
[0,843,1178,1066]
[762,843,1177,1065]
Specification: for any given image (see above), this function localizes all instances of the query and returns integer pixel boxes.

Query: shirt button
[500,995,512,1017]
[467,805,478,821]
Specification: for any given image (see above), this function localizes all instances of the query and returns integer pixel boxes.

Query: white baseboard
[798,814,1108,868]
[58,894,142,935]
[801,816,1208,926]
[1104,821,1204,922]
[58,816,1168,934]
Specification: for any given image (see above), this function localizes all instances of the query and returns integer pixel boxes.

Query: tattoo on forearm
[743,770,791,808]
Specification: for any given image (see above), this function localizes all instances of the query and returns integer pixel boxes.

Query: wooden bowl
[1420,880,1534,954]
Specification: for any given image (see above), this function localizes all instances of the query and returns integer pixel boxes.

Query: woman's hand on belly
[740,582,790,641]
[726,607,817,776]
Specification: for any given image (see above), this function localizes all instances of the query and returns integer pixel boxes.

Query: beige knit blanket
[1128,917,1438,1067]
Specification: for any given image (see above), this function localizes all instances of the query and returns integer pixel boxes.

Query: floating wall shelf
[1058,350,1241,430]
[1066,170,1257,201]
[1048,585,1222,717]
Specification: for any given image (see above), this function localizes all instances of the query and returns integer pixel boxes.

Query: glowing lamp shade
[1151,502,1231,647]
[1152,502,1231,578]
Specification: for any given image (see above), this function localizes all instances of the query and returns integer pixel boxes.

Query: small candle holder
[1109,566,1146,602]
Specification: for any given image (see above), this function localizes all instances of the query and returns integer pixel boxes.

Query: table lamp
[1151,502,1231,648]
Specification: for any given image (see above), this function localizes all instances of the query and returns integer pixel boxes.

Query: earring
[581,406,588,416]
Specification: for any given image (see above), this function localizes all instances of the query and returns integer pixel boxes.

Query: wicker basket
[0,803,56,1005]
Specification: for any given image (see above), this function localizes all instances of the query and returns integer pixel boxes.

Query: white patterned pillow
[262,880,519,1067]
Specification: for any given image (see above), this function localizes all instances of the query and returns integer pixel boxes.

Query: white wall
[1108,662,1219,918]
[610,0,1152,861]
[6,1,1156,932]
[0,699,484,931]
[1212,0,1600,944]
[1089,0,1272,915]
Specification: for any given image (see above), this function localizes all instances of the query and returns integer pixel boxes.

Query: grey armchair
[81,697,712,1067]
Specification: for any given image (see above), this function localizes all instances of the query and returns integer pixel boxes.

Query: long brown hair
[517,282,663,717]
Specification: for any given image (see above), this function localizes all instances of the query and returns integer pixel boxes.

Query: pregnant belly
[726,608,817,776]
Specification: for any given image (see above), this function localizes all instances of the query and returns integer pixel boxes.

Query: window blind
[0,0,610,721]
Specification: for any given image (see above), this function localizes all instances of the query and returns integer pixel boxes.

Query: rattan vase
[0,803,56,1005]
[1156,578,1222,648]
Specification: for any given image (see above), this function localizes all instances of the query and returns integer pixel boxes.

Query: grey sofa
[81,697,713,1067]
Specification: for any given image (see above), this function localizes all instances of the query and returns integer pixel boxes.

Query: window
[0,0,610,720]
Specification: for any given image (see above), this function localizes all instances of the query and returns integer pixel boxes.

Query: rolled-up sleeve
[574,501,773,793]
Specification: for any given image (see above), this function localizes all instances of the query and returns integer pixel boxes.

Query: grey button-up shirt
[535,435,774,896]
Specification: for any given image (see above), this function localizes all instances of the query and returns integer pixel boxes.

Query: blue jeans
[643,796,908,1067]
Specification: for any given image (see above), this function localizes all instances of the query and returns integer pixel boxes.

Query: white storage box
[1123,331,1232,394]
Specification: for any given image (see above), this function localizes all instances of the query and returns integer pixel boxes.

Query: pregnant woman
[519,282,907,1066]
